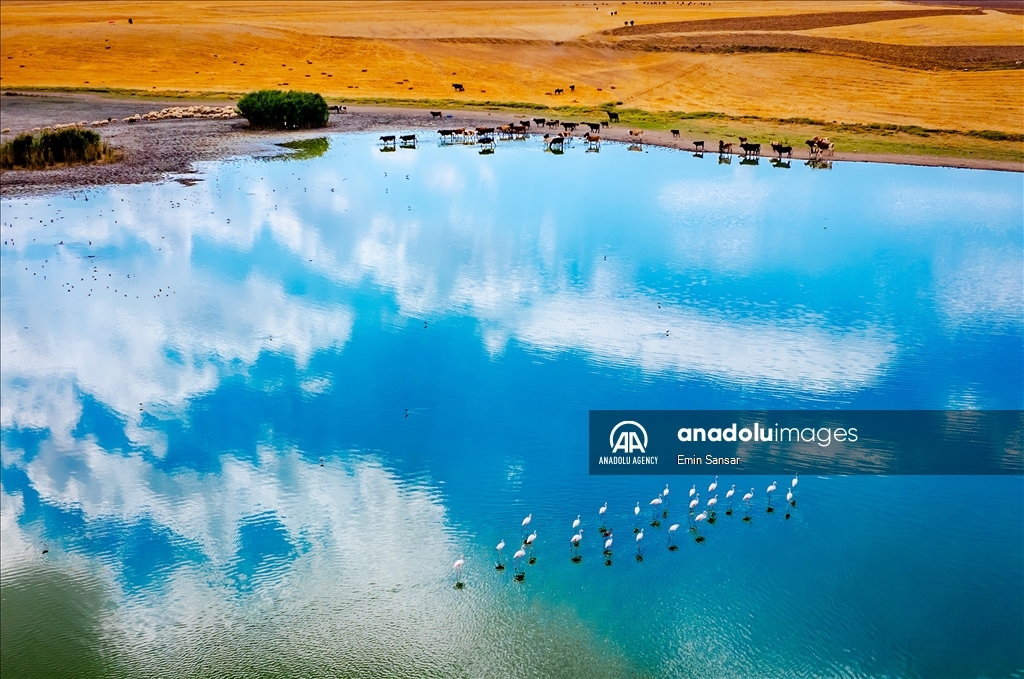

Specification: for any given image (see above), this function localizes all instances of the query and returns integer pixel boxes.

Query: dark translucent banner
[588,411,1024,475]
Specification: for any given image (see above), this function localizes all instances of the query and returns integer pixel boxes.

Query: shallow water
[1,134,1022,678]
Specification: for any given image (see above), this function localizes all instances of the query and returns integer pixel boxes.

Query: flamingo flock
[453,475,802,587]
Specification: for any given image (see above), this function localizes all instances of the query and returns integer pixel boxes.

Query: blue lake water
[1,134,1022,678]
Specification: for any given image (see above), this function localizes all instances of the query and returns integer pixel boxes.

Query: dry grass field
[1,0,1021,160]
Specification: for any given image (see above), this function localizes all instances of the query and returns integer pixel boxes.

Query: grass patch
[270,137,330,161]
[1,128,116,170]
[236,90,329,130]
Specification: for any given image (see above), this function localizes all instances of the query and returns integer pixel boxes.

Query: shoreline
[2,92,1021,197]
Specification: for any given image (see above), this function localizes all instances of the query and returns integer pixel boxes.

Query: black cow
[670,130,680,138]
[740,142,761,156]
[693,140,705,151]
[400,134,417,145]
[452,83,465,92]
[380,135,396,145]
[520,120,532,129]
[586,122,601,132]
[606,111,619,122]
[430,111,442,119]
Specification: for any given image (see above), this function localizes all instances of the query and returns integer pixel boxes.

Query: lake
[2,133,1022,678]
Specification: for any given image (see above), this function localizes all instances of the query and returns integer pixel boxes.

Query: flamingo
[767,481,778,507]
[513,547,526,572]
[599,502,608,517]
[496,539,505,558]
[708,476,718,493]
[604,533,613,553]
[454,554,465,584]
[791,473,799,489]
[526,530,537,548]
[572,514,581,530]
[707,495,718,512]
[689,493,700,512]
[694,511,708,540]
[635,529,644,551]
[787,488,794,505]
[634,502,641,528]
[726,484,736,510]
[742,488,754,516]
[521,513,532,537]
[689,485,696,499]
[668,523,680,545]
[662,484,670,507]
[570,529,583,554]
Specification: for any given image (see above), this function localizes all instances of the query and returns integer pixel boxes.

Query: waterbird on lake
[513,547,526,573]
[726,484,736,513]
[521,513,532,537]
[709,476,718,493]
[604,532,613,554]
[573,514,581,530]
[634,502,641,529]
[662,484,669,505]
[689,494,700,512]
[570,529,583,559]
[599,502,607,517]
[454,555,465,586]
[787,487,794,506]
[792,473,799,489]
[635,529,644,552]
[742,488,755,520]
[668,523,680,547]
[767,481,778,511]
[707,495,718,512]
[694,511,708,541]
[689,485,696,499]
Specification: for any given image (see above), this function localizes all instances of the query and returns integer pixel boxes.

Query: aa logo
[610,421,648,454]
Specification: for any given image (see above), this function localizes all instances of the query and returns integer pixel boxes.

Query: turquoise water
[1,134,1022,678]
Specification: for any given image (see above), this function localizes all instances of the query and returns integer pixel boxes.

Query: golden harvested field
[1,0,1022,135]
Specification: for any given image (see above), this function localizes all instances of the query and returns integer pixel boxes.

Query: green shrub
[1,128,114,169]
[235,90,329,130]
[968,129,1024,142]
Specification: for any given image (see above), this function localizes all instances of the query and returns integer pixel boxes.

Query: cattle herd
[379,109,837,160]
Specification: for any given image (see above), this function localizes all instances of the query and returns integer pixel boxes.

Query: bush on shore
[0,128,115,170]
[236,90,329,130]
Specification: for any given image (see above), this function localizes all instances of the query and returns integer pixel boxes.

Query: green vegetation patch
[270,137,330,161]
[236,90,329,130]
[1,128,115,170]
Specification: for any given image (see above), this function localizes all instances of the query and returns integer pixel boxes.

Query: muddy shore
[1,92,1020,197]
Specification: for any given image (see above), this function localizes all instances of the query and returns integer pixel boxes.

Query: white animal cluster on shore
[138,105,238,121]
[1,105,238,137]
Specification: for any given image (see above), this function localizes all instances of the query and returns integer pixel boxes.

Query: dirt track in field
[598,33,1024,71]
[605,8,985,36]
